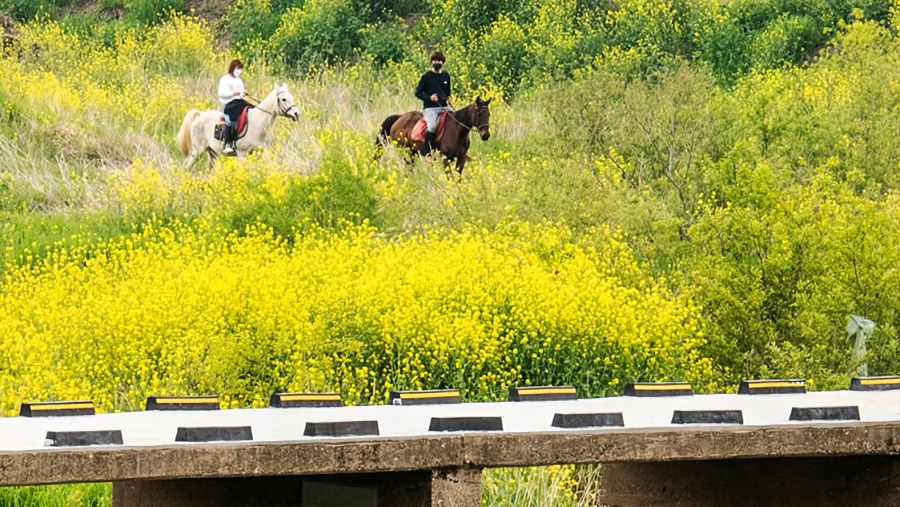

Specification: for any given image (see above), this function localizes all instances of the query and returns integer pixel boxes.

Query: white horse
[176,82,300,167]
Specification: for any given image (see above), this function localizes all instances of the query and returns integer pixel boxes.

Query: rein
[446,105,489,132]
[248,90,297,118]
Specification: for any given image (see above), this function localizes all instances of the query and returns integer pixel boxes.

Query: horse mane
[453,104,474,127]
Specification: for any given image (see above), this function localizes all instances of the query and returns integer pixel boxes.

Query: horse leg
[206,147,218,168]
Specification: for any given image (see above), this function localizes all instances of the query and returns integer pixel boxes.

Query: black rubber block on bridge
[624,382,693,397]
[145,396,219,411]
[552,413,625,428]
[175,426,253,442]
[789,406,860,421]
[428,417,503,432]
[390,389,461,405]
[671,410,744,425]
[270,392,343,408]
[508,386,578,402]
[738,379,806,395]
[45,430,123,447]
[303,421,380,437]
[850,376,900,391]
[19,401,95,417]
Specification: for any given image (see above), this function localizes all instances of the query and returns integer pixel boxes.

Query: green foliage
[360,17,413,66]
[223,0,281,57]
[215,165,378,240]
[475,15,528,96]
[124,0,185,25]
[0,211,134,270]
[380,0,430,17]
[0,483,111,506]
[686,175,900,381]
[0,0,75,21]
[268,0,369,69]
[750,13,823,69]
[428,0,528,46]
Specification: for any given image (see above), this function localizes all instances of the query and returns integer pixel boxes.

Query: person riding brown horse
[378,97,491,176]
[416,51,452,162]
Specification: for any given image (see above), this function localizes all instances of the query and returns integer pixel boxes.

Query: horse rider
[218,59,250,155]
[414,51,452,162]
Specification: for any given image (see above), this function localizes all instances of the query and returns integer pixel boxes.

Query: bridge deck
[0,390,895,486]
[0,390,896,450]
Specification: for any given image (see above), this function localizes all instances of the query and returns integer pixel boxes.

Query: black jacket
[415,70,451,109]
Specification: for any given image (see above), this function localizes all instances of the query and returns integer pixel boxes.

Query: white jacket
[217,73,246,107]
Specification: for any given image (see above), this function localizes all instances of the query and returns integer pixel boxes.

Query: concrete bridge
[0,380,898,506]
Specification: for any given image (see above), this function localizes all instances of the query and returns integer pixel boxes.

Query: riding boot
[223,123,236,155]
[424,131,436,161]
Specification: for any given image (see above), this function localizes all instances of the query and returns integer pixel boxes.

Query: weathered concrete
[0,437,465,486]
[1,423,899,486]
[599,456,900,506]
[462,423,900,467]
[111,469,482,506]
[430,468,482,507]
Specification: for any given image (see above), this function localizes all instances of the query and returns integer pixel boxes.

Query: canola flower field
[0,3,899,505]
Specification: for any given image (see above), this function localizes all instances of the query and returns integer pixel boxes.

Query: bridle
[253,89,298,118]
[446,104,490,134]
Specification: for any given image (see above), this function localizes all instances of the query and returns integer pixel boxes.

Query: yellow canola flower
[0,221,712,413]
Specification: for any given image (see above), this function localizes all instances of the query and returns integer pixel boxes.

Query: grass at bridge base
[0,483,110,507]
[0,466,599,506]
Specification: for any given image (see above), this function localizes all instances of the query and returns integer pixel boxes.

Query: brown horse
[378,97,492,175]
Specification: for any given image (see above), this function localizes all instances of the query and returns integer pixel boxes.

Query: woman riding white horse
[176,82,300,167]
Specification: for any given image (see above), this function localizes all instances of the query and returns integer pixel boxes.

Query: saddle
[410,112,448,143]
[214,106,252,142]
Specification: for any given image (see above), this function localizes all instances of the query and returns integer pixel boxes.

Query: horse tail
[176,110,201,157]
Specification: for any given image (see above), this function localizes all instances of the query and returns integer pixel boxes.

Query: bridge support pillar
[112,467,482,507]
[599,456,900,507]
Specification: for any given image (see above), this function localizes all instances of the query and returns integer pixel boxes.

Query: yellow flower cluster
[2,15,216,142]
[0,220,711,413]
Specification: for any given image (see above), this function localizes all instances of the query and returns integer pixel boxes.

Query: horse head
[274,83,300,121]
[472,96,491,141]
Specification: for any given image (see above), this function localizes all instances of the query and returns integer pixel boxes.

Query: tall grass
[0,484,111,507]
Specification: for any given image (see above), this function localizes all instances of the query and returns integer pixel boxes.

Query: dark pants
[224,99,251,123]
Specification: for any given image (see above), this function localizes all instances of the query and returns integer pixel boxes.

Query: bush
[125,0,185,25]
[475,15,529,98]
[0,0,74,21]
[606,0,693,58]
[268,0,369,69]
[218,164,378,238]
[222,0,281,58]
[360,17,413,66]
[750,13,824,69]
[427,0,526,47]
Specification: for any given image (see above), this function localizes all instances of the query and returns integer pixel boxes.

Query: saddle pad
[217,106,252,139]
[410,112,447,142]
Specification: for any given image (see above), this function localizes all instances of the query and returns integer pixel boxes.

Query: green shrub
[216,164,378,240]
[606,0,693,58]
[690,5,752,82]
[427,0,527,47]
[381,0,430,17]
[0,0,75,21]
[475,15,529,97]
[268,0,369,69]
[750,13,824,69]
[360,18,413,66]
[223,0,281,57]
[125,0,185,25]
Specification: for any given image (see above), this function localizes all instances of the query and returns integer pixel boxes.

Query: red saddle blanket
[411,111,448,142]
[218,106,251,138]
